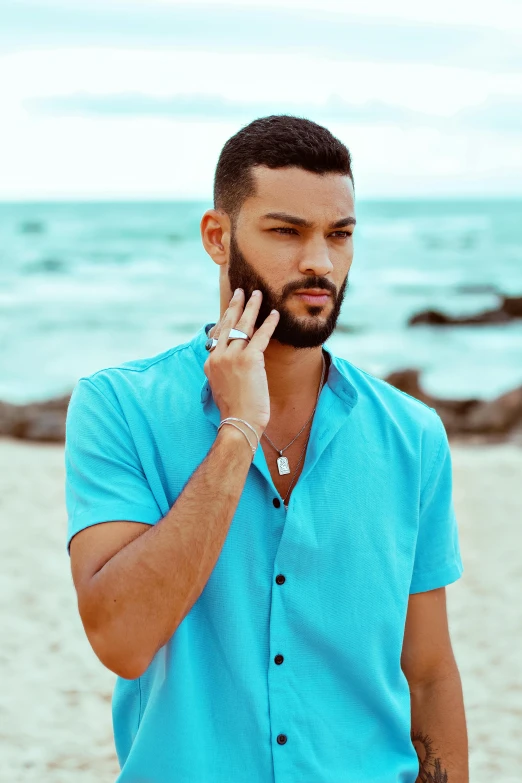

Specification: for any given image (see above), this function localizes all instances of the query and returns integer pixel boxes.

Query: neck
[262,338,328,416]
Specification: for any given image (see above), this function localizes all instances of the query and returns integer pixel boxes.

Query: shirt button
[277,734,287,745]
[273,498,281,508]
[274,654,284,665]
[275,574,285,585]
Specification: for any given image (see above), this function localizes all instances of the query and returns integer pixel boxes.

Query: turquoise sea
[1,199,521,405]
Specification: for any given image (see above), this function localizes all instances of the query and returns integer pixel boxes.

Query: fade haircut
[213,115,354,228]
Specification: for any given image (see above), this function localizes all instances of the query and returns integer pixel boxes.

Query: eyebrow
[261,211,356,229]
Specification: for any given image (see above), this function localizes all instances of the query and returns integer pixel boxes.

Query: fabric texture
[64,322,464,783]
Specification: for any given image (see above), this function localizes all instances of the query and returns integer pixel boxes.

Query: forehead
[245,165,355,222]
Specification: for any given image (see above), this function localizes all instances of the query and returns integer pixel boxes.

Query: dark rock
[461,385,522,434]
[408,294,522,326]
[408,310,455,326]
[0,401,20,436]
[2,372,522,445]
[502,296,522,318]
[384,368,522,441]
[0,394,71,443]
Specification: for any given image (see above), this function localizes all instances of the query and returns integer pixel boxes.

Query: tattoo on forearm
[411,730,449,783]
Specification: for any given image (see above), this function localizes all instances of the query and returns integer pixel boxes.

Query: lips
[295,289,332,305]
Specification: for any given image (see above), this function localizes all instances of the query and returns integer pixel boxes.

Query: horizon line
[1,194,522,204]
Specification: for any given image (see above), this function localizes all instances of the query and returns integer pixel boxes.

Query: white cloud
[1,110,521,200]
[3,48,519,115]
[1,35,522,198]
[79,0,522,33]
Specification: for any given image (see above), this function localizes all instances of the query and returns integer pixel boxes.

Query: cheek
[339,246,354,272]
[259,237,294,265]
[253,243,293,282]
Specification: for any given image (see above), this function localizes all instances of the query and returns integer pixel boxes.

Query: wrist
[216,422,257,461]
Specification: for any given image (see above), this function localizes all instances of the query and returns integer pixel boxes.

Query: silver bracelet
[219,417,260,450]
[217,421,256,460]
[217,417,260,461]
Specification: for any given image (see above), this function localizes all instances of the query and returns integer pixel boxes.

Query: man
[65,115,468,782]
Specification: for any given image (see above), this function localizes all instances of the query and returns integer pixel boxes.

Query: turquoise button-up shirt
[65,322,463,783]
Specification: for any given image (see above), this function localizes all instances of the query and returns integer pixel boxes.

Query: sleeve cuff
[409,560,464,594]
[66,503,161,555]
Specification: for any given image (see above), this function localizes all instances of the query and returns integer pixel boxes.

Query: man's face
[226,165,355,349]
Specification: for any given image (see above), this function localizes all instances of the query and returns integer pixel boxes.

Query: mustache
[284,282,337,298]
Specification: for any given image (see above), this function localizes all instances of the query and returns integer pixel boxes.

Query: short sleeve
[64,377,162,556]
[409,413,464,594]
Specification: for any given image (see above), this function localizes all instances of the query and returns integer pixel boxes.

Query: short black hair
[213,115,354,227]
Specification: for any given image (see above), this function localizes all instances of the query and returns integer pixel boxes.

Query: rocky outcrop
[385,369,522,443]
[1,373,522,444]
[409,295,522,326]
[0,395,70,443]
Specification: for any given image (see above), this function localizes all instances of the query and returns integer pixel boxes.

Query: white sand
[0,437,521,783]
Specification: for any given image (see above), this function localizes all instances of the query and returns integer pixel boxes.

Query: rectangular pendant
[277,456,291,475]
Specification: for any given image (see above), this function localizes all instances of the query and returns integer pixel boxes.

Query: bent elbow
[89,629,148,680]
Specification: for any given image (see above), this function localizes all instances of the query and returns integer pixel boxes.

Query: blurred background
[1,1,521,782]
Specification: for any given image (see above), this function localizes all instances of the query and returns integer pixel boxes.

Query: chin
[291,299,328,313]
[293,309,329,323]
[272,318,336,348]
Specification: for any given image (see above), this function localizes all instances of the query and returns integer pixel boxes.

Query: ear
[200,209,231,267]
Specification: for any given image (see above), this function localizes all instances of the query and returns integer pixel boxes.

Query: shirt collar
[190,322,359,411]
[190,322,359,501]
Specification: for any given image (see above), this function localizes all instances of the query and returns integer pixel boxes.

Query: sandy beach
[1,436,521,783]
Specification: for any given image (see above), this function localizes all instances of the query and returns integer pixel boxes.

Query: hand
[204,289,279,441]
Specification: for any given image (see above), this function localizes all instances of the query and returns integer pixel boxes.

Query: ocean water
[0,199,521,405]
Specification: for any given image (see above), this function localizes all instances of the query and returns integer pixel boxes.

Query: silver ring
[205,328,250,352]
[228,328,251,341]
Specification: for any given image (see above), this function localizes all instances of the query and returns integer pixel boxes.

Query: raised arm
[69,288,279,679]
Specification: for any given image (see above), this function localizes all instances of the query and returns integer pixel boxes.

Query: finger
[217,288,266,354]
[213,288,246,354]
[210,286,243,342]
[247,309,280,353]
[226,290,264,350]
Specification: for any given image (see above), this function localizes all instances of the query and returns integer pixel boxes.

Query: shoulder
[334,356,447,487]
[71,337,201,412]
[334,354,443,441]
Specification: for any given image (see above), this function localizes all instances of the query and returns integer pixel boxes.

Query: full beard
[227,230,348,349]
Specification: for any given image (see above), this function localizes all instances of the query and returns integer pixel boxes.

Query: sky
[1,0,522,199]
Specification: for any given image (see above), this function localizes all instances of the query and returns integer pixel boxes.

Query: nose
[297,238,334,278]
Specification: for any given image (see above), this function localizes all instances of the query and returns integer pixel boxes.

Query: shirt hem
[409,560,464,594]
[66,504,161,555]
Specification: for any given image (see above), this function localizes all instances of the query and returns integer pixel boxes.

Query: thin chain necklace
[280,427,312,508]
[263,351,326,481]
